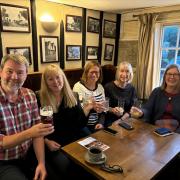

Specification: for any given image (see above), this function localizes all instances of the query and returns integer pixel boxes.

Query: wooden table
[62,119,180,180]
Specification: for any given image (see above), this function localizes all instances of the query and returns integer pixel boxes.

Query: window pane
[177,50,180,65]
[161,50,176,68]
[162,26,178,48]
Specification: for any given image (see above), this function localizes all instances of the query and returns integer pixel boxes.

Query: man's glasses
[166,73,180,78]
[100,163,123,173]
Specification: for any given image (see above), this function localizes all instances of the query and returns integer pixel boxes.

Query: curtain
[135,13,159,99]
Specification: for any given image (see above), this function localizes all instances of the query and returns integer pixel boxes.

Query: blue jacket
[142,87,180,125]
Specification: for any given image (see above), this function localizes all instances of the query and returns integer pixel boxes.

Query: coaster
[85,152,107,165]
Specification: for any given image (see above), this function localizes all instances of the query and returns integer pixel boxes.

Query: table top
[62,119,180,180]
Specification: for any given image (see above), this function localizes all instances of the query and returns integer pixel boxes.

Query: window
[160,25,180,81]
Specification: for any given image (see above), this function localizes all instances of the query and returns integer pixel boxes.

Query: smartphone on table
[118,121,134,130]
[103,127,118,135]
[154,127,173,137]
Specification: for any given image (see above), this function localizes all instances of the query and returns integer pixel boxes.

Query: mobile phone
[118,122,134,130]
[154,127,173,137]
[103,127,118,135]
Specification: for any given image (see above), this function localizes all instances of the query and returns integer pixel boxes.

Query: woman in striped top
[73,61,105,133]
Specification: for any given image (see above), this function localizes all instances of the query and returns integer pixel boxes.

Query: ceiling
[47,0,180,13]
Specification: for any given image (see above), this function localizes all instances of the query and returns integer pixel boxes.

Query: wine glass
[40,106,53,124]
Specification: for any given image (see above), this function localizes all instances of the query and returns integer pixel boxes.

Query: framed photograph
[87,17,100,33]
[39,36,59,63]
[0,4,30,32]
[86,46,98,60]
[66,45,81,61]
[104,44,114,61]
[103,20,116,38]
[6,46,32,65]
[66,15,82,32]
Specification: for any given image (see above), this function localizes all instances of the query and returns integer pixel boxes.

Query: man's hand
[34,163,46,180]
[28,123,54,138]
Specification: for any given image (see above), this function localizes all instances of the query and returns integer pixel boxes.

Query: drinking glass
[103,97,109,113]
[83,93,94,106]
[117,99,124,115]
[133,99,142,109]
[131,99,143,118]
[40,106,53,124]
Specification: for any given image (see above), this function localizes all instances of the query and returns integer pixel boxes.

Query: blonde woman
[131,64,180,133]
[73,61,105,133]
[36,64,91,179]
[104,61,137,125]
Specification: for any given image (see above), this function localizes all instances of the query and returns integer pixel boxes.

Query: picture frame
[39,36,59,63]
[66,45,81,61]
[104,44,114,61]
[6,46,32,65]
[86,46,98,60]
[0,4,30,33]
[103,20,116,38]
[87,17,100,33]
[66,15,82,32]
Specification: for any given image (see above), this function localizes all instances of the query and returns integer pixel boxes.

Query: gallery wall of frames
[0,0,120,72]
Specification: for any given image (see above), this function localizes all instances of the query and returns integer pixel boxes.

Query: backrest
[23,65,116,92]
[102,64,116,86]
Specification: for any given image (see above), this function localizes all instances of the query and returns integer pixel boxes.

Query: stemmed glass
[40,105,53,124]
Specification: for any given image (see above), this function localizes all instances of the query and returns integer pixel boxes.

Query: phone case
[119,122,134,130]
[103,127,118,135]
[154,128,173,137]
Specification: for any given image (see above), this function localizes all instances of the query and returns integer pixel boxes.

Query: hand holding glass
[40,106,53,124]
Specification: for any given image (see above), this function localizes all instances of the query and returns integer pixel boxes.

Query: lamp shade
[41,21,58,33]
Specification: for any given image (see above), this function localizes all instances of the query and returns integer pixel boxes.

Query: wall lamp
[40,14,58,33]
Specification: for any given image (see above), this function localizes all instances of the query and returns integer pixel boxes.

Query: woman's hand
[45,139,61,151]
[110,107,124,117]
[93,102,105,113]
[130,106,143,118]
[95,123,104,130]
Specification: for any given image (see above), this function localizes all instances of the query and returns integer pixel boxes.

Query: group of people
[0,53,180,179]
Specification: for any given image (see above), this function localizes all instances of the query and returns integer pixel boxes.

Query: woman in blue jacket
[131,64,180,132]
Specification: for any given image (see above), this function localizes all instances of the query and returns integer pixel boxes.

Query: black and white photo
[66,15,82,32]
[87,17,100,33]
[66,45,81,61]
[6,46,32,65]
[104,44,114,61]
[87,46,98,60]
[0,4,30,32]
[103,20,116,38]
[40,36,59,63]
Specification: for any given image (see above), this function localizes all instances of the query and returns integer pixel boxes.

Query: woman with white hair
[104,61,137,125]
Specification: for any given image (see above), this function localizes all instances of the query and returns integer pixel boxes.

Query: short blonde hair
[81,61,103,83]
[1,54,29,72]
[39,64,77,112]
[115,61,133,83]
[161,64,180,91]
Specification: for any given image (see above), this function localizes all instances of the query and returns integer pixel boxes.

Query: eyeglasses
[100,163,123,173]
[166,73,180,77]
[89,71,100,75]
